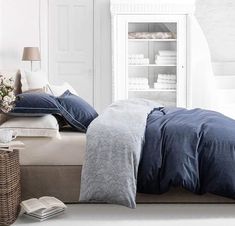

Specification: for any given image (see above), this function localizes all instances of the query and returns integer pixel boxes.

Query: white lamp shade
[22,47,41,61]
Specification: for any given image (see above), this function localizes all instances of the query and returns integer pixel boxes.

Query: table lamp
[22,47,41,71]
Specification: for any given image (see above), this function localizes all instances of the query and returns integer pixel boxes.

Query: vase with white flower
[0,75,16,113]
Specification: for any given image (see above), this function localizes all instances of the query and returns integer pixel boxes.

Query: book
[0,141,25,152]
[23,209,65,222]
[21,196,67,221]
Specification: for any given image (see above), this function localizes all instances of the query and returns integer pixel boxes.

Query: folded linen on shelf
[155,60,176,65]
[129,77,149,90]
[154,82,176,90]
[154,74,177,90]
[158,50,176,56]
[128,58,149,65]
[128,32,176,39]
[128,54,144,59]
[158,74,176,81]
[155,55,177,61]
[157,78,176,84]
[129,77,149,84]
[155,52,176,65]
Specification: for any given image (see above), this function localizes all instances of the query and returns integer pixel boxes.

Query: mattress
[18,132,86,165]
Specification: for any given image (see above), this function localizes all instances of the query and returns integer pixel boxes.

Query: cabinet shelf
[129,89,176,92]
[128,39,177,42]
[128,64,176,67]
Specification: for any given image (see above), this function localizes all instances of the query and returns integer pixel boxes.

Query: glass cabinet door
[113,15,186,107]
[128,22,177,107]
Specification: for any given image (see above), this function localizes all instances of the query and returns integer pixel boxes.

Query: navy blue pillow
[10,92,60,116]
[56,90,98,132]
[9,90,98,132]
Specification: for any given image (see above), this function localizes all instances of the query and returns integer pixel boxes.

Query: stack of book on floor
[21,196,67,221]
[0,141,25,152]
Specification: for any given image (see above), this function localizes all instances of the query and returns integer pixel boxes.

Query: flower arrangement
[0,75,16,113]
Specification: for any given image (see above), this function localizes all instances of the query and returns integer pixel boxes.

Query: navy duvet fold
[137,107,235,199]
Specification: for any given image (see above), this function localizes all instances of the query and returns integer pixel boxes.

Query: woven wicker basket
[0,150,21,226]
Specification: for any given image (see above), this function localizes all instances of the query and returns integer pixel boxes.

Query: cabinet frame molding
[110,0,195,108]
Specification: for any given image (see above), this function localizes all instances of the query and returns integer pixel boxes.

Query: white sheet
[19,132,86,165]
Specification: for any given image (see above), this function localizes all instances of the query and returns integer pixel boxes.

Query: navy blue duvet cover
[137,107,235,199]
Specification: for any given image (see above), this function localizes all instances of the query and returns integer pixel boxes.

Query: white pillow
[47,82,78,96]
[0,115,59,138]
[21,70,48,92]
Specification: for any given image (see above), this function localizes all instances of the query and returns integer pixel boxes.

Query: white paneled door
[49,0,94,104]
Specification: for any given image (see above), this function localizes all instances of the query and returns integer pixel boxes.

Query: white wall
[0,0,41,71]
[93,0,112,112]
[0,0,235,111]
[195,0,235,62]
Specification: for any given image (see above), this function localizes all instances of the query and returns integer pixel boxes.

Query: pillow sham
[10,92,59,116]
[21,70,48,92]
[47,82,78,97]
[57,90,98,132]
[8,90,98,132]
[0,115,59,137]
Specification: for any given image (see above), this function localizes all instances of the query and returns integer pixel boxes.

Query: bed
[19,132,235,205]
[1,70,235,207]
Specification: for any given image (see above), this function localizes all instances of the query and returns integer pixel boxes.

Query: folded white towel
[129,82,149,85]
[155,59,176,63]
[129,77,148,83]
[155,55,177,61]
[157,78,176,84]
[155,59,176,65]
[129,80,149,86]
[158,50,176,56]
[128,54,144,59]
[129,84,149,90]
[158,74,176,80]
[154,82,176,90]
[129,58,149,65]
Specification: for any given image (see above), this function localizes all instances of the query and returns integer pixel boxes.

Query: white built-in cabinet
[111,0,192,108]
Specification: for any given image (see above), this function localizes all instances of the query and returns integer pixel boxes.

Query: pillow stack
[0,115,59,138]
[0,70,98,137]
[10,91,98,133]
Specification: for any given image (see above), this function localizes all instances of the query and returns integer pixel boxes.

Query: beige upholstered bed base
[21,165,235,204]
